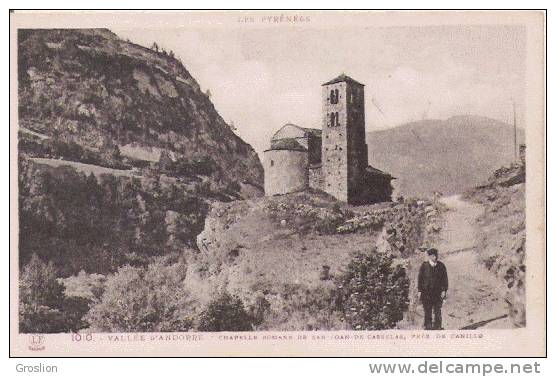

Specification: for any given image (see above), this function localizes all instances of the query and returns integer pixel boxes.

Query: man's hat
[427,248,438,256]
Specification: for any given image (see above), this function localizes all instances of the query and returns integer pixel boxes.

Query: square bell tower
[321,74,368,203]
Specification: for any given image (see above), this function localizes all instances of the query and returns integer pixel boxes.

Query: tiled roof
[300,127,322,137]
[322,73,364,86]
[366,165,395,178]
[271,123,322,140]
[268,138,307,152]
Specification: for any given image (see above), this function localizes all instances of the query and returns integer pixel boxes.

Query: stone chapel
[263,74,394,204]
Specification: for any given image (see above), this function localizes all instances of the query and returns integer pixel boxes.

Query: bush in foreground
[85,260,194,332]
[198,292,254,331]
[337,249,409,330]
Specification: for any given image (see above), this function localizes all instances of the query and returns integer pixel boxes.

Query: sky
[114,24,526,155]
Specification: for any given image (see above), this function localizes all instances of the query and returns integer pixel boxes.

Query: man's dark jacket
[418,261,448,301]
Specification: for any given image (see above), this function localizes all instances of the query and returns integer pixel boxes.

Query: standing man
[418,248,448,330]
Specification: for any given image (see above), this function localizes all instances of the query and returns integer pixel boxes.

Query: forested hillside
[17,29,263,277]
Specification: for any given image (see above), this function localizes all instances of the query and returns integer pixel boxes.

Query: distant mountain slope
[366,115,525,197]
[17,29,263,191]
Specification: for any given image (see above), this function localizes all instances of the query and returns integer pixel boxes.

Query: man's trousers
[422,297,443,330]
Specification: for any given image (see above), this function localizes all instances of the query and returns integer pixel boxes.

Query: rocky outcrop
[18,29,263,194]
[195,191,438,330]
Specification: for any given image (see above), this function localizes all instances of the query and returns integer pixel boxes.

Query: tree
[337,249,409,330]
[100,138,122,167]
[19,254,73,333]
[20,254,64,309]
[85,261,194,332]
[151,42,159,52]
[111,145,121,162]
[198,292,253,331]
[158,150,173,172]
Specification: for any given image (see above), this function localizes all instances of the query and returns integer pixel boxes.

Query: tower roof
[322,73,365,87]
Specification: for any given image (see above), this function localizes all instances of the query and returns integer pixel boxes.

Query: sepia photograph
[9,10,546,357]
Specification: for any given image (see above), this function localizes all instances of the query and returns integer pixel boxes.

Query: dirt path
[401,195,512,330]
[30,157,140,178]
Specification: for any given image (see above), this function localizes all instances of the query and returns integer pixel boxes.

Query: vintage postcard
[9,10,546,357]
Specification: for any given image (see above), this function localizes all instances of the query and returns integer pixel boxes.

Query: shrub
[60,296,91,331]
[19,303,67,333]
[62,270,106,301]
[85,261,194,332]
[250,295,271,327]
[272,283,344,331]
[19,254,89,333]
[337,249,409,330]
[198,292,253,331]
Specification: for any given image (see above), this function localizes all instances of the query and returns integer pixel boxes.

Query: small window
[330,112,336,126]
[335,112,340,126]
[330,88,340,104]
[270,160,274,167]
